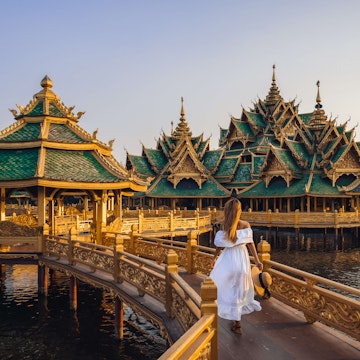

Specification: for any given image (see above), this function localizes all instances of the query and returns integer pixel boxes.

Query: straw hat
[251,266,272,299]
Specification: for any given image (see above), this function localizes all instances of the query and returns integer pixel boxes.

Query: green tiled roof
[203,150,223,170]
[331,145,347,164]
[44,150,120,182]
[309,174,341,195]
[273,148,300,171]
[147,177,230,197]
[28,102,44,116]
[0,149,38,180]
[48,123,87,143]
[0,123,41,142]
[215,157,238,176]
[49,102,65,117]
[197,141,207,155]
[336,125,344,134]
[240,174,341,197]
[286,140,312,167]
[128,155,155,176]
[246,112,266,127]
[233,163,252,182]
[323,138,338,155]
[144,149,168,171]
[233,120,253,136]
[299,113,313,125]
[253,155,266,174]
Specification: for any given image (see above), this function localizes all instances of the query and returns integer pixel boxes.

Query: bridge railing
[43,230,218,359]
[104,228,360,342]
[240,209,360,228]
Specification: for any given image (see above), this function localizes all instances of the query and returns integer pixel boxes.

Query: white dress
[209,228,261,321]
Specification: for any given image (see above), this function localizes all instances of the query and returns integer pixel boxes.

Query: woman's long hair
[222,198,242,243]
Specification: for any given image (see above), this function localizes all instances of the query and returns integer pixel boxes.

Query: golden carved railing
[241,209,360,228]
[42,230,218,359]
[104,229,360,342]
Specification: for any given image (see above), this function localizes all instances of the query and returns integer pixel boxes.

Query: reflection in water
[0,265,166,360]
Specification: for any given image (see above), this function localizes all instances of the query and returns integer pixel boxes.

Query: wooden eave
[0,141,113,156]
[0,178,147,192]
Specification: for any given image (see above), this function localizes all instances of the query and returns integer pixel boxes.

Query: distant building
[127,66,360,213]
[0,76,147,241]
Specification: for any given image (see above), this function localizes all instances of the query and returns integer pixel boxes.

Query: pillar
[200,278,218,360]
[37,186,46,227]
[114,297,124,339]
[0,188,5,221]
[69,276,77,311]
[38,264,48,296]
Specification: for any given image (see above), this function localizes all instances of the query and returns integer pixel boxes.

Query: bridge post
[130,224,138,254]
[257,237,271,268]
[186,230,198,273]
[165,249,178,318]
[68,228,77,265]
[41,223,50,253]
[69,275,77,310]
[200,278,218,360]
[114,296,124,339]
[113,234,124,282]
[38,264,48,296]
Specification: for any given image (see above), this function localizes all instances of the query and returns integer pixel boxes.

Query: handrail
[107,229,360,342]
[42,231,218,359]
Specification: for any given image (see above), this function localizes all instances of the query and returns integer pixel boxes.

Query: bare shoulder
[238,220,250,229]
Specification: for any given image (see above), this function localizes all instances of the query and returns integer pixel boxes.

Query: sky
[0,0,360,164]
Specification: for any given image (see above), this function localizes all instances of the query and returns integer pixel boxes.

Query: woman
[210,198,263,334]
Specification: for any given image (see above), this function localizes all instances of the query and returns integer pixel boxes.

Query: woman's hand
[255,261,263,271]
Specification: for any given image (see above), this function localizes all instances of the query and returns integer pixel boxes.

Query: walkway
[181,272,360,360]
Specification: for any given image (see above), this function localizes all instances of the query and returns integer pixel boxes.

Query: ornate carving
[171,287,199,330]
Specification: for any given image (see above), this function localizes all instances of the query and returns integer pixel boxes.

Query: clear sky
[0,0,359,164]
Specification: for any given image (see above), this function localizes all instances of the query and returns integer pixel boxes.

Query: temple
[127,66,360,213]
[0,76,147,242]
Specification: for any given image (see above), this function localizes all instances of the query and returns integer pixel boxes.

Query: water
[0,265,166,360]
[1,243,359,359]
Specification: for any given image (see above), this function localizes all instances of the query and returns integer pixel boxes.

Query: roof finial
[180,96,186,120]
[272,64,276,84]
[315,80,322,109]
[41,75,53,89]
[265,64,282,105]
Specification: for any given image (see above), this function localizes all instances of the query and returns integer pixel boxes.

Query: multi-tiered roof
[126,98,230,198]
[0,76,147,192]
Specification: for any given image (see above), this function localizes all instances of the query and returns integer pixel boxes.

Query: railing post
[195,208,199,230]
[138,212,143,233]
[201,278,218,360]
[113,234,124,282]
[169,211,174,232]
[68,227,77,265]
[257,236,271,267]
[41,223,49,253]
[187,230,198,273]
[130,224,138,254]
[165,249,178,318]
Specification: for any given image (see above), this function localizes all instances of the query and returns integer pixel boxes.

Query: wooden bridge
[2,229,354,359]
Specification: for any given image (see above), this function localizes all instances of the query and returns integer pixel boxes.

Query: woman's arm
[247,242,263,270]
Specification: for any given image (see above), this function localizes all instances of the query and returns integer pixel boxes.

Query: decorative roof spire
[315,80,322,109]
[309,80,327,134]
[180,96,186,121]
[265,64,283,105]
[173,97,192,139]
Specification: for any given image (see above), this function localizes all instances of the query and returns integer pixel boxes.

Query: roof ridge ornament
[265,64,283,106]
[315,80,322,109]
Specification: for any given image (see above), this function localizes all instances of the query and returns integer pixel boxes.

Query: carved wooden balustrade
[42,230,218,359]
[103,229,360,342]
[241,209,360,228]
